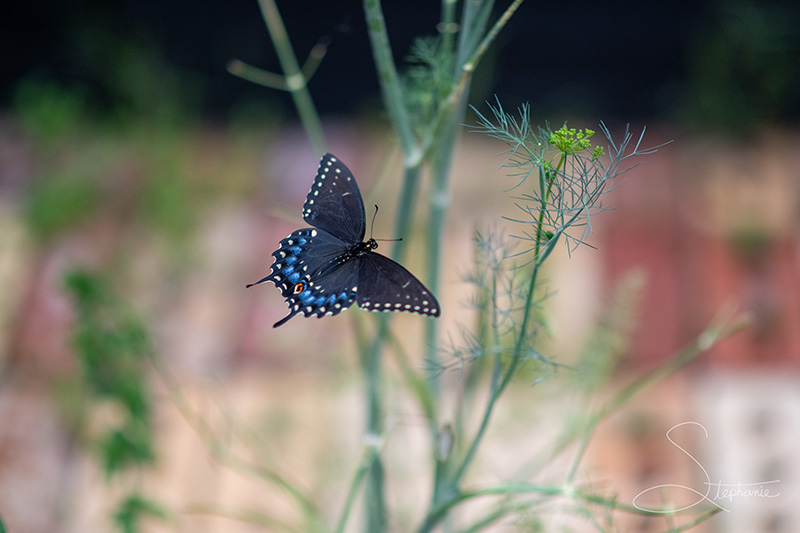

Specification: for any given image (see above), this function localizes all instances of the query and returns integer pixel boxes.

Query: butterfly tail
[245,275,271,288]
[273,308,301,328]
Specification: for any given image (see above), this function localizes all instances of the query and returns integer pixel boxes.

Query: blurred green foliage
[64,269,155,475]
[403,36,455,136]
[15,79,106,243]
[14,74,202,252]
[64,269,167,532]
[13,80,88,143]
[25,172,101,241]
[114,493,169,533]
[685,0,799,134]
[141,166,194,245]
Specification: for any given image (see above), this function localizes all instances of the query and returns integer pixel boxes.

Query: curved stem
[255,0,326,153]
[362,0,419,161]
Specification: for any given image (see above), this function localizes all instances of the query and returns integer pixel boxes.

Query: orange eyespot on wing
[292,281,307,294]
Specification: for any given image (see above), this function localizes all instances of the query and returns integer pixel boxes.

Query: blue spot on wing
[299,290,315,303]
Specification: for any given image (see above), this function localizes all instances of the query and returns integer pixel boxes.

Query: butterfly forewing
[357,253,440,318]
[302,154,365,243]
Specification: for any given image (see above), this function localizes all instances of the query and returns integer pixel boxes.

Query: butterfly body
[249,154,440,327]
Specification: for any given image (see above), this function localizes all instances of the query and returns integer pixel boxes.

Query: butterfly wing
[254,228,360,327]
[302,153,366,244]
[356,253,440,318]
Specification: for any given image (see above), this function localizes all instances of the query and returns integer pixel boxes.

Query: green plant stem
[227,60,289,90]
[563,303,749,483]
[439,0,459,54]
[508,303,746,486]
[360,2,430,530]
[424,115,468,528]
[228,42,327,91]
[362,0,419,161]
[460,500,544,533]
[147,349,327,531]
[451,257,542,490]
[420,483,562,532]
[450,158,559,491]
[335,439,384,533]
[391,162,424,261]
[359,3,531,530]
[255,0,326,154]
[440,0,525,122]
[435,151,565,529]
[665,508,725,532]
[454,234,497,443]
[362,316,389,533]
[425,119,457,390]
[384,324,437,421]
[184,504,296,533]
[417,1,520,164]
[424,2,500,517]
[419,479,723,533]
[455,0,495,68]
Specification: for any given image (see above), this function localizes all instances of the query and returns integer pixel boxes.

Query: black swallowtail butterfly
[248,153,441,327]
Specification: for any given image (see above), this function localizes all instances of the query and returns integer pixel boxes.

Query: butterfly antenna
[370,205,379,240]
[370,204,402,243]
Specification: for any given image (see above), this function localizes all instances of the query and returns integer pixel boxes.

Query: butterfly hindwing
[264,228,359,327]
[302,154,365,243]
[356,252,440,318]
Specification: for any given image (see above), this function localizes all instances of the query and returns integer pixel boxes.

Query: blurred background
[1,0,799,532]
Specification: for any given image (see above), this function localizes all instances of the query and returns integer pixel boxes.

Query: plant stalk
[256,0,326,154]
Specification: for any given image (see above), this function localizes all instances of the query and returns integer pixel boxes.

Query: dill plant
[413,103,746,531]
[411,105,660,530]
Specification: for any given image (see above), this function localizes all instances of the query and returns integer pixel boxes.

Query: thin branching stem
[147,349,327,531]
[446,0,525,115]
[335,438,385,533]
[253,0,326,153]
[450,139,560,490]
[362,316,389,533]
[564,303,749,483]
